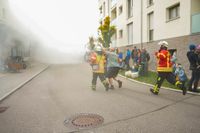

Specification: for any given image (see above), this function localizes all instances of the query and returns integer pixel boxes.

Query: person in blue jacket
[174,63,187,89]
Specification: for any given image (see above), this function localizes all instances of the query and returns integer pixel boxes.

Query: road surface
[0,63,200,133]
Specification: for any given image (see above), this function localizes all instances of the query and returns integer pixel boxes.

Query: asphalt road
[0,63,200,133]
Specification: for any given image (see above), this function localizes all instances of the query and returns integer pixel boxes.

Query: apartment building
[98,0,200,73]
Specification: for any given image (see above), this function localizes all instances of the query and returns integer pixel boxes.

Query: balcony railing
[111,0,117,8]
[192,12,200,34]
[111,18,117,26]
[111,40,117,47]
[99,13,103,20]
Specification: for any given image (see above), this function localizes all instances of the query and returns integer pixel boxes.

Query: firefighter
[150,41,187,95]
[89,45,110,91]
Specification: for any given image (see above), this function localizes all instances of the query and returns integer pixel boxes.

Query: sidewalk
[0,61,49,101]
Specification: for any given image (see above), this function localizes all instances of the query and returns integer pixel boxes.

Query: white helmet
[158,41,168,48]
[94,45,102,51]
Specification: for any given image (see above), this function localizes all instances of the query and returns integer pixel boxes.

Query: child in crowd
[174,63,187,88]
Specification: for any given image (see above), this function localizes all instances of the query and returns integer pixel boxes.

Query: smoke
[0,23,22,71]
[7,0,98,65]
[32,41,85,64]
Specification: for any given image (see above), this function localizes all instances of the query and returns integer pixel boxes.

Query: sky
[8,0,99,63]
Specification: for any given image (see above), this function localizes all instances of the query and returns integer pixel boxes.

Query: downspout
[141,0,143,49]
[108,0,110,16]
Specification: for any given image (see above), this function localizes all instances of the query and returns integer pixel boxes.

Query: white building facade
[98,0,200,48]
[98,0,200,73]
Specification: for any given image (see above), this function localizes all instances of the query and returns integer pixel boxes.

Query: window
[147,0,153,6]
[148,12,154,41]
[127,23,133,44]
[111,7,117,21]
[127,0,133,18]
[119,30,123,38]
[167,3,180,21]
[119,5,123,15]
[99,6,102,14]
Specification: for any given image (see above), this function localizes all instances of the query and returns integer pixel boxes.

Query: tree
[98,16,116,48]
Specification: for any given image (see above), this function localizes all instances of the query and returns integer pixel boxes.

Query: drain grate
[64,113,104,129]
[0,107,9,113]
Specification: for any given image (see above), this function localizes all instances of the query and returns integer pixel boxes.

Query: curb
[119,74,200,96]
[0,65,50,102]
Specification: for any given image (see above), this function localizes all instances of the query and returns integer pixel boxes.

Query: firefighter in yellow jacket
[89,45,109,91]
[150,41,187,95]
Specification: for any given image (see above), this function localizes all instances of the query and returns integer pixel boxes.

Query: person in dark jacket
[139,48,150,76]
[187,44,200,92]
[131,46,138,64]
[125,48,131,70]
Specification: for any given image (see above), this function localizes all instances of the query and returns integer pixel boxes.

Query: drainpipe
[107,0,110,16]
[141,0,143,49]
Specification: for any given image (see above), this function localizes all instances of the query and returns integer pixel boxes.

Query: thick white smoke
[8,0,98,64]
[32,41,85,64]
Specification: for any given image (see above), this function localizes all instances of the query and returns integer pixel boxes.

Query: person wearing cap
[150,41,187,95]
[187,44,200,92]
[89,45,109,91]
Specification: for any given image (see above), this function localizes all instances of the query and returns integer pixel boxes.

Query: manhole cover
[64,113,104,129]
[0,107,9,113]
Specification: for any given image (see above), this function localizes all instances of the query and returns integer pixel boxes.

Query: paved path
[0,62,49,101]
[0,63,200,133]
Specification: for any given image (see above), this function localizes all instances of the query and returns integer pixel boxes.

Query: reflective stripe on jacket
[156,50,172,72]
[93,54,106,73]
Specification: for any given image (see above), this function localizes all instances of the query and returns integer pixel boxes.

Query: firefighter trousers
[92,72,109,90]
[153,72,184,92]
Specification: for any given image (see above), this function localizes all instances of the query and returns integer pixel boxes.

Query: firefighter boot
[150,85,159,95]
[91,84,96,91]
[102,80,110,91]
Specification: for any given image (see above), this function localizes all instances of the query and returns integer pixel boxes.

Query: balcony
[99,13,103,20]
[191,12,200,34]
[111,7,117,25]
[111,18,117,26]
[111,40,117,47]
[111,0,117,8]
